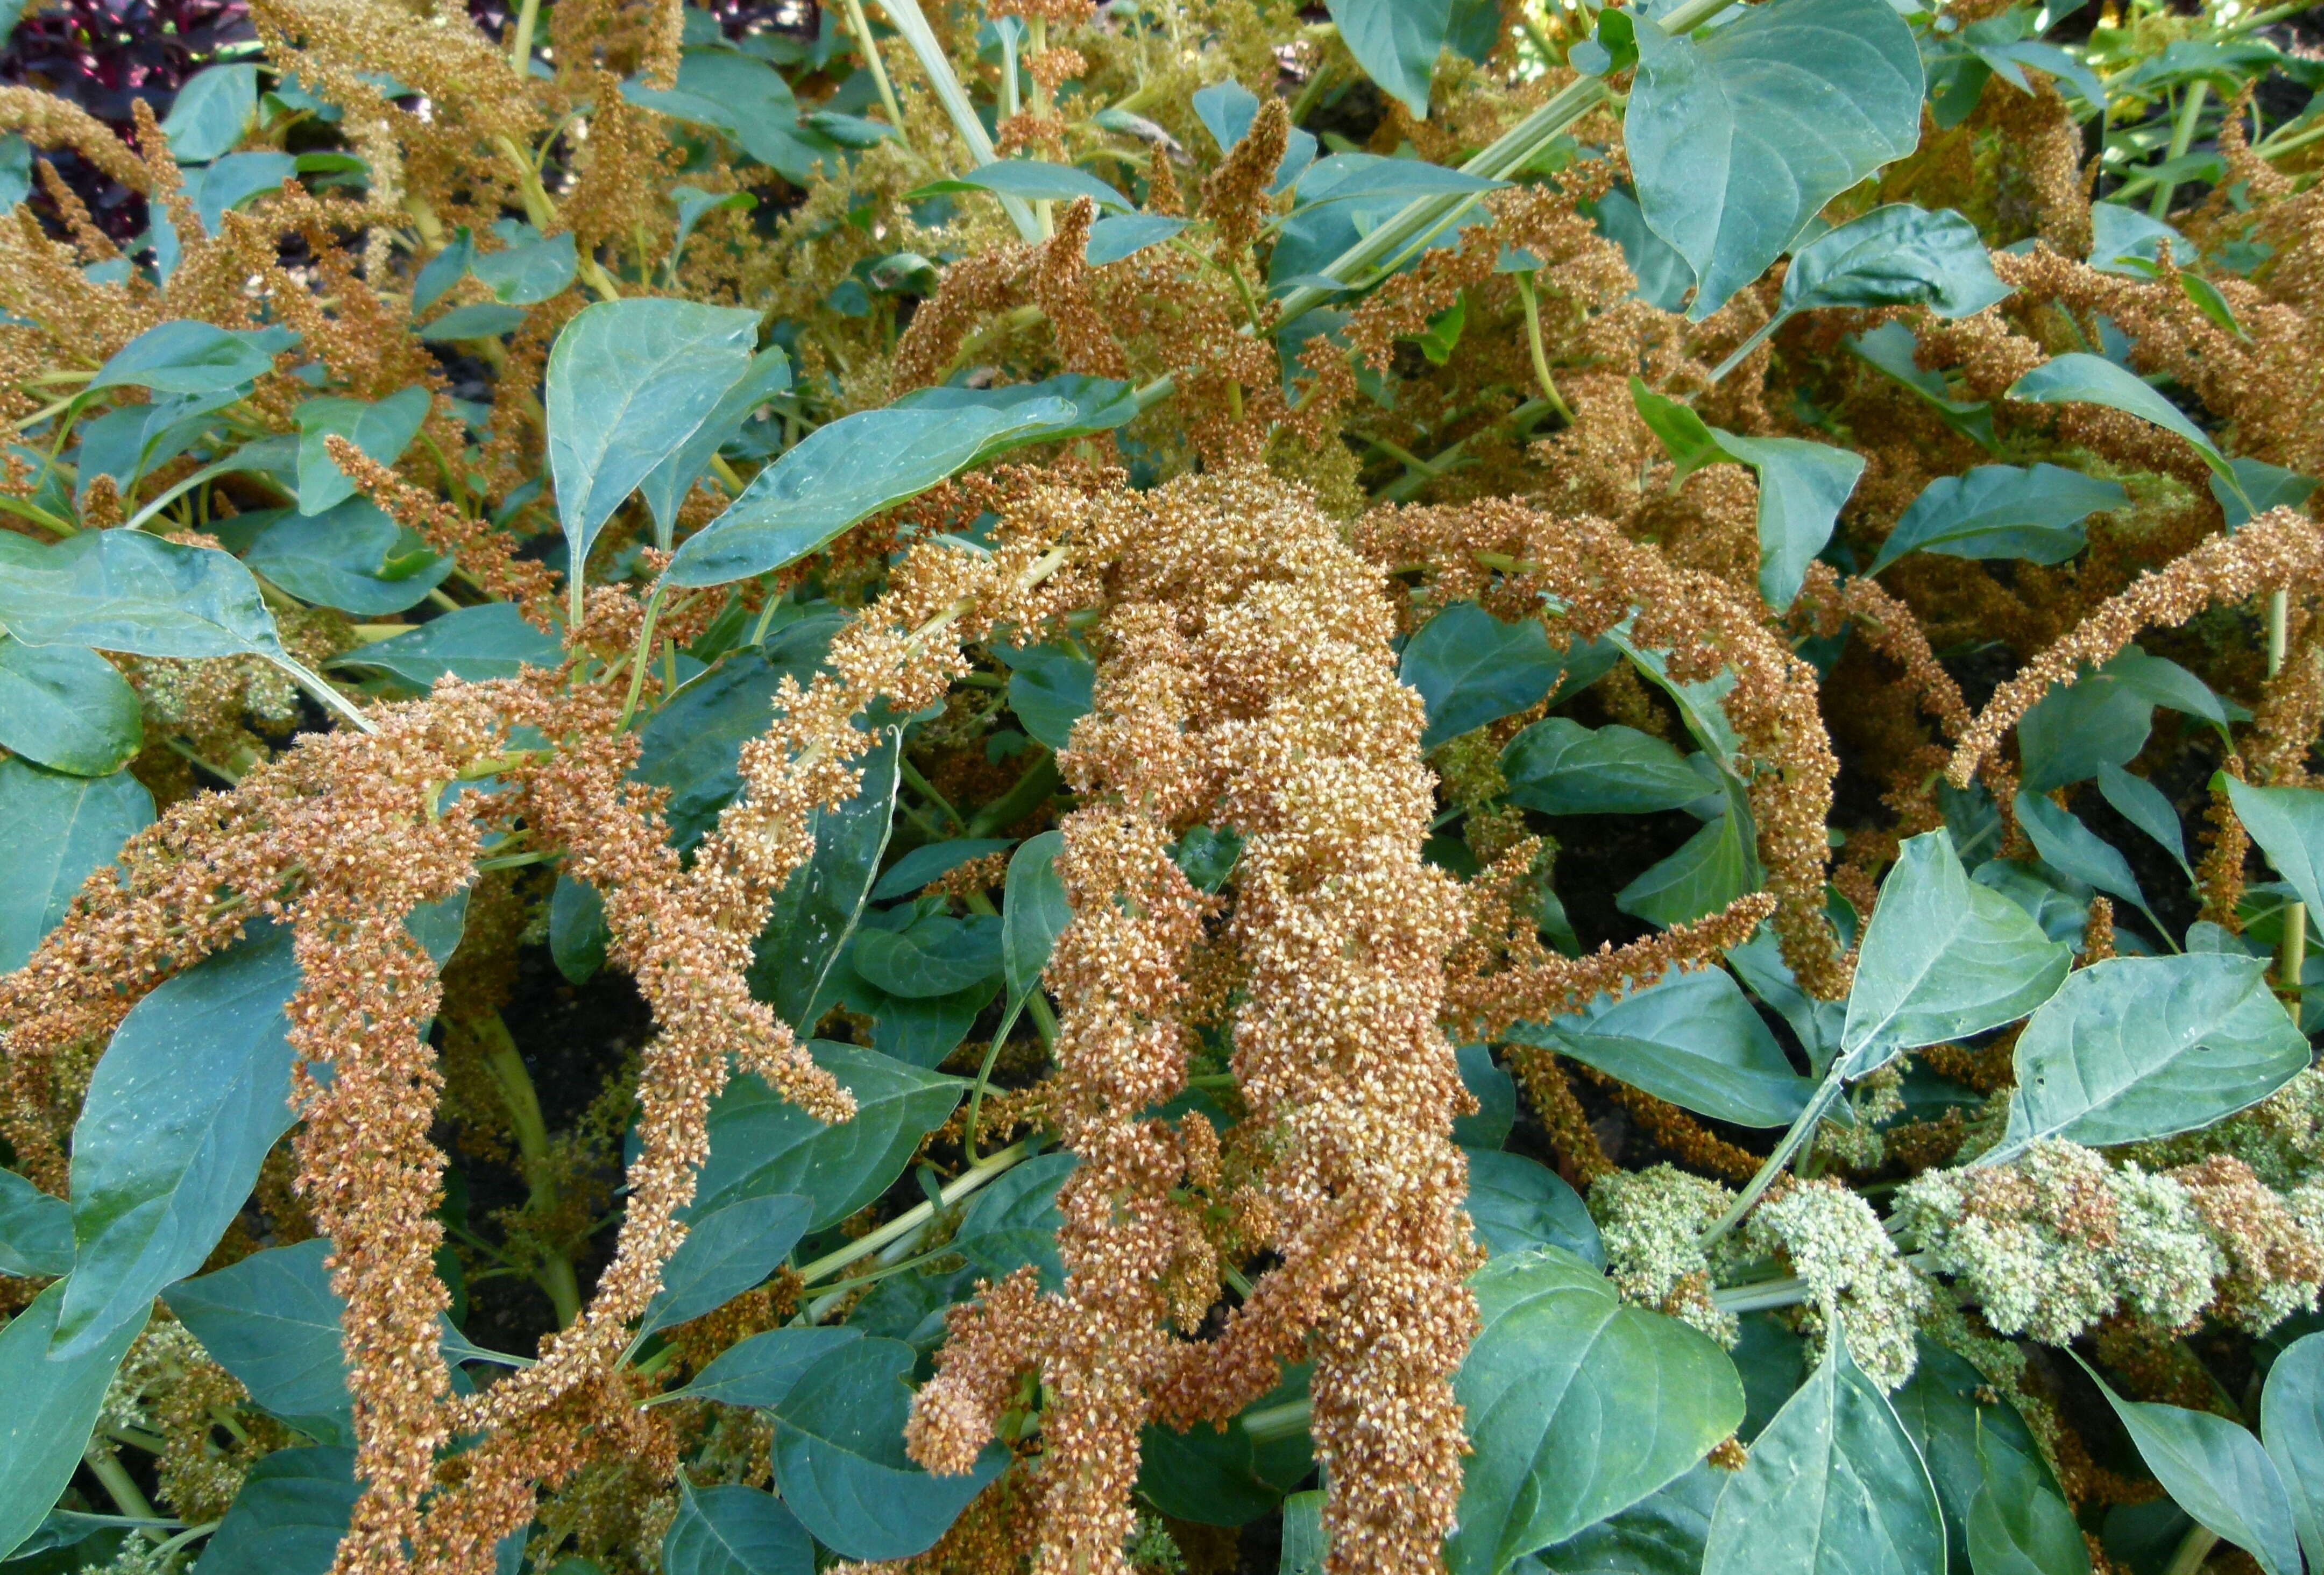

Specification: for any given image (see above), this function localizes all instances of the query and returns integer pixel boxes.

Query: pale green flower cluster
[1590,1163,1738,1344]
[96,1321,210,1436]
[1746,1178,1929,1391]
[1809,1063,1907,1173]
[1896,1141,2222,1344]
[2121,1066,2324,1193]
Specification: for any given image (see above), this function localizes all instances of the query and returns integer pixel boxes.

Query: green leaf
[1629,378,1726,481]
[1280,1491,1329,1575]
[0,638,139,775]
[662,1482,814,1575]
[1324,0,1453,116]
[1500,718,1711,816]
[1294,153,1507,207]
[419,302,529,342]
[328,603,563,693]
[1000,641,1094,752]
[2097,763,2193,882]
[1591,187,1696,313]
[871,839,1014,903]
[192,1447,362,1575]
[0,759,151,972]
[90,320,288,395]
[1002,830,1070,1006]
[1839,828,2071,1076]
[1969,1431,2092,1575]
[1509,966,1814,1128]
[0,528,286,662]
[2009,354,2237,491]
[1449,1245,1745,1575]
[1893,1338,2059,1575]
[160,62,258,161]
[163,1238,357,1445]
[696,1042,962,1229]
[243,500,452,616]
[952,1149,1073,1289]
[293,386,431,515]
[624,51,802,170]
[642,1191,813,1337]
[177,150,288,234]
[1088,213,1189,265]
[1869,463,2127,574]
[0,1282,148,1559]
[1402,602,1563,751]
[1139,1366,1315,1527]
[1846,322,1999,450]
[669,1326,867,1409]
[472,231,577,305]
[1616,811,1756,929]
[892,374,1143,447]
[633,614,845,851]
[2078,1357,2301,1575]
[768,1336,1005,1560]
[1701,1323,1945,1575]
[1455,1041,1516,1149]
[2020,647,2240,792]
[2223,778,2324,917]
[664,401,1078,588]
[1627,0,1923,319]
[2211,458,2318,533]
[640,349,793,545]
[1993,952,2309,1159]
[53,923,303,1358]
[0,1169,68,1279]
[2012,790,2149,916]
[1716,431,1866,611]
[545,299,761,594]
[2261,1332,2324,1574]
[1529,1463,1721,1575]
[749,729,901,1030]
[413,227,472,312]
[1463,1149,1604,1265]
[548,872,608,985]
[1727,920,1846,1075]
[853,914,1004,998]
[1780,204,2009,319]
[913,160,1131,211]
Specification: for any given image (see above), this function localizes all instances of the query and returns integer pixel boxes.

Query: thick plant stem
[1696,1068,1848,1248]
[467,1009,584,1329]
[2150,82,2210,220]
[2163,1526,2219,1575]
[792,1140,1031,1291]
[838,0,908,137]
[2269,589,2307,1004]
[874,0,1044,241]
[508,0,542,73]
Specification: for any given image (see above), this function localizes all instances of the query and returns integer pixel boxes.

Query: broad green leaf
[2097,762,2193,882]
[1455,1041,1517,1149]
[1463,1150,1603,1265]
[2012,790,2149,916]
[952,1149,1073,1289]
[0,528,286,661]
[768,1336,1006,1560]
[892,373,1142,447]
[1780,204,2009,319]
[1590,187,1695,313]
[243,500,452,616]
[549,872,608,985]
[640,349,793,545]
[2261,1332,2324,1574]
[182,150,296,233]
[1088,212,1188,264]
[1893,1339,2058,1574]
[2212,458,2318,533]
[328,603,563,693]
[160,62,258,161]
[0,138,24,214]
[1868,463,2127,574]
[164,1238,357,1445]
[419,302,528,341]
[1448,1245,1745,1575]
[749,729,901,1030]
[1847,321,1999,450]
[669,1326,867,1409]
[413,227,472,312]
[828,948,1001,1070]
[664,401,1077,588]
[192,1447,362,1575]
[1280,1491,1329,1575]
[0,759,152,972]
[90,320,289,395]
[1189,81,1320,189]
[74,391,239,501]
[696,1042,962,1228]
[1993,952,2309,1159]
[870,838,1014,903]
[1616,811,1755,929]
[2079,1358,2300,1575]
[624,51,804,173]
[1727,921,1846,1075]
[1293,153,1507,207]
[2088,202,2183,276]
[472,231,578,305]
[293,386,431,515]
[1627,0,1923,318]
[2223,778,2324,917]
[853,914,1004,998]
[1629,379,1726,481]
[2009,354,2237,490]
[1000,640,1094,752]
[1402,602,1562,751]
[0,1282,149,1561]
[1326,0,1455,116]
[1509,966,1813,1128]
[915,160,1131,211]
[1530,1462,1722,1575]
[1701,1325,1944,1575]
[54,923,304,1358]
[0,1168,68,1279]
[1002,831,1070,1005]
[1500,718,1710,816]
[663,1482,814,1575]
[1714,432,1866,611]
[545,299,761,598]
[641,1191,812,1337]
[1139,1366,1315,1527]
[0,638,139,775]
[633,613,845,850]
[2019,646,2240,792]
[1839,828,2071,1076]
[1969,1432,2092,1575]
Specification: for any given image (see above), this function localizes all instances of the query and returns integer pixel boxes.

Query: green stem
[1242,1397,1312,1445]
[1707,310,1791,386]
[1696,1068,1847,1248]
[85,1446,161,1525]
[1511,273,1576,421]
[838,0,908,136]
[2162,1526,2219,1575]
[468,1010,584,1329]
[508,0,542,72]
[792,1141,1031,1289]
[617,584,668,733]
[873,0,1044,241]
[273,655,380,736]
[899,757,967,832]
[2150,81,2211,219]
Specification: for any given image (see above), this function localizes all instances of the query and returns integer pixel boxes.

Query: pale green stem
[2150,81,2210,219]
[2163,1526,2219,1575]
[1696,1068,1848,1248]
[508,0,543,75]
[468,1009,584,1329]
[792,1141,1031,1291]
[839,0,908,135]
[873,0,1044,241]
